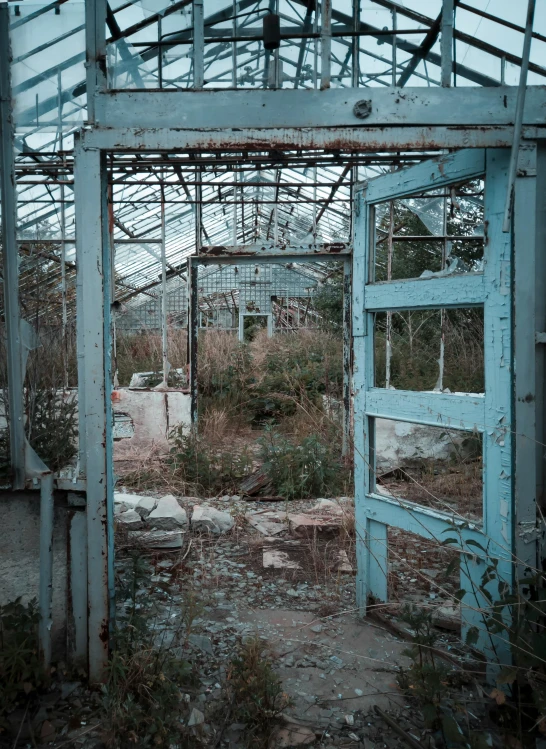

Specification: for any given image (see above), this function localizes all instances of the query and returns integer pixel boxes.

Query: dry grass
[115,329,187,386]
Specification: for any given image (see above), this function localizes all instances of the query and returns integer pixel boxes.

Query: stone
[354,688,363,697]
[263,550,301,570]
[275,725,316,746]
[114,492,145,509]
[129,530,185,549]
[116,509,143,529]
[188,634,215,656]
[345,714,355,726]
[41,720,56,740]
[188,708,205,727]
[335,549,354,574]
[148,495,188,530]
[310,624,323,633]
[191,505,234,534]
[61,681,81,699]
[311,498,345,515]
[135,496,157,518]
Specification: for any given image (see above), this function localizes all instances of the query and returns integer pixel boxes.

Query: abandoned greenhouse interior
[1,0,546,746]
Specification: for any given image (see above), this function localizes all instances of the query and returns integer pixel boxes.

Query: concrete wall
[0,490,70,660]
[112,389,191,457]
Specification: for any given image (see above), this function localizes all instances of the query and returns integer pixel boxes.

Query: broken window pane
[374,307,484,394]
[374,179,485,282]
[374,418,483,522]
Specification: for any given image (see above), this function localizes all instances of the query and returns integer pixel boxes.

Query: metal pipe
[321,0,332,89]
[441,0,454,87]
[193,0,204,88]
[39,472,54,670]
[502,0,536,232]
[160,189,169,385]
[0,5,26,489]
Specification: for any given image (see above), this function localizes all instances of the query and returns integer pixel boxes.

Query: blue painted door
[352,149,512,662]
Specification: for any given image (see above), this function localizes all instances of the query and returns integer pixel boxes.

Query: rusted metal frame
[310,164,351,231]
[502,0,536,233]
[105,1,144,88]
[441,0,454,88]
[397,9,441,87]
[374,0,546,80]
[93,87,546,131]
[0,5,25,489]
[372,0,546,80]
[456,0,546,45]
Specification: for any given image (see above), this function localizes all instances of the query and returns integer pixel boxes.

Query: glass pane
[375,418,483,522]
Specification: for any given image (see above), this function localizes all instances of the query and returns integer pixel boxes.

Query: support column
[187,258,198,427]
[320,0,332,90]
[193,0,204,88]
[0,5,25,489]
[513,143,542,581]
[440,0,454,88]
[85,0,107,123]
[74,137,112,682]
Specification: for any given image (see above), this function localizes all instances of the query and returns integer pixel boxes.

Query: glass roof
[5,0,545,316]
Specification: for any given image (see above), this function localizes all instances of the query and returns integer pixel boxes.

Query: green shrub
[227,637,290,748]
[168,427,252,495]
[258,427,348,500]
[0,598,45,733]
[102,554,196,748]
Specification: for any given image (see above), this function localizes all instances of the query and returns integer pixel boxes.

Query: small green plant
[258,426,348,500]
[102,553,197,748]
[226,637,290,748]
[396,604,479,747]
[0,597,45,734]
[167,427,252,495]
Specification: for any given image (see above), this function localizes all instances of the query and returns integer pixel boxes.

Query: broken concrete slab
[263,549,301,570]
[191,505,234,534]
[247,512,286,536]
[148,495,188,530]
[288,512,341,536]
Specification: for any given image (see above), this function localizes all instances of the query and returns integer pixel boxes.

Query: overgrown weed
[0,598,45,737]
[101,553,199,748]
[225,637,291,749]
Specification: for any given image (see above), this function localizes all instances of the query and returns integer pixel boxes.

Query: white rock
[148,495,188,530]
[114,502,129,515]
[114,492,144,509]
[188,707,204,727]
[263,550,301,570]
[135,496,157,518]
[191,505,234,534]
[117,509,143,528]
[311,498,344,515]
